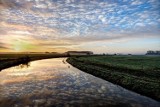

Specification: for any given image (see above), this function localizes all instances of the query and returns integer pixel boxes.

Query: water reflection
[0,58,159,107]
[16,62,30,69]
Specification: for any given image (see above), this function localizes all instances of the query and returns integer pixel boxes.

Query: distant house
[65,51,93,56]
[128,54,132,56]
[45,52,50,54]
[146,50,160,55]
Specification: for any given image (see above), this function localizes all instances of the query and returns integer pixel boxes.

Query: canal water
[0,58,159,107]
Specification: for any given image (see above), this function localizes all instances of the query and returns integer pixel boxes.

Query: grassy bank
[66,55,160,101]
[0,53,67,71]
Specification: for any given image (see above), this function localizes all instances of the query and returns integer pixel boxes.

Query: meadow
[0,53,67,71]
[67,55,160,101]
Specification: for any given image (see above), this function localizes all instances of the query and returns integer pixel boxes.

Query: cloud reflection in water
[0,58,159,107]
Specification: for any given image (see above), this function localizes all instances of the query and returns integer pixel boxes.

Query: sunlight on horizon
[0,0,159,54]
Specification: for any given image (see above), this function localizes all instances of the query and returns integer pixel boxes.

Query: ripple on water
[0,58,159,107]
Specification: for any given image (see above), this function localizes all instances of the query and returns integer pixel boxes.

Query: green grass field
[77,55,160,71]
[67,55,160,101]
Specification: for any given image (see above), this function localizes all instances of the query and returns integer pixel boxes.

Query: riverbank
[0,53,67,71]
[1,58,159,107]
[66,55,160,101]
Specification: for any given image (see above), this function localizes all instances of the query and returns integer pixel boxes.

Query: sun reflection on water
[0,58,159,107]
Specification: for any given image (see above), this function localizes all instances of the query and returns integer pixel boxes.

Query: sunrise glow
[0,0,159,54]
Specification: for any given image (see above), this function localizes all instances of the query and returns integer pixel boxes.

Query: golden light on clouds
[0,0,159,54]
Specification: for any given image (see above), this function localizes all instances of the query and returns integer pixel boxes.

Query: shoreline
[66,56,160,101]
[0,54,67,71]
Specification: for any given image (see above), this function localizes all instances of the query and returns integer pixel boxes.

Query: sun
[13,40,34,52]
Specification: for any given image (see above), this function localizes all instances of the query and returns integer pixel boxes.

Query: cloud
[0,0,159,52]
[131,0,143,5]
[0,42,11,50]
[0,0,17,8]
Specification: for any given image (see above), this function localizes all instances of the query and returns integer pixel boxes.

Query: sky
[0,0,160,54]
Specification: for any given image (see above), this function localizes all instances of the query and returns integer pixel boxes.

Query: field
[0,53,67,71]
[67,55,160,101]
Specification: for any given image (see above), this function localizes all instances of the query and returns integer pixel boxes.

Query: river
[0,58,159,107]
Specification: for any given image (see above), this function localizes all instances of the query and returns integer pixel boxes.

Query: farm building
[65,51,93,56]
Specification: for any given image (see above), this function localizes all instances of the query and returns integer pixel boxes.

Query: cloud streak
[0,0,160,53]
